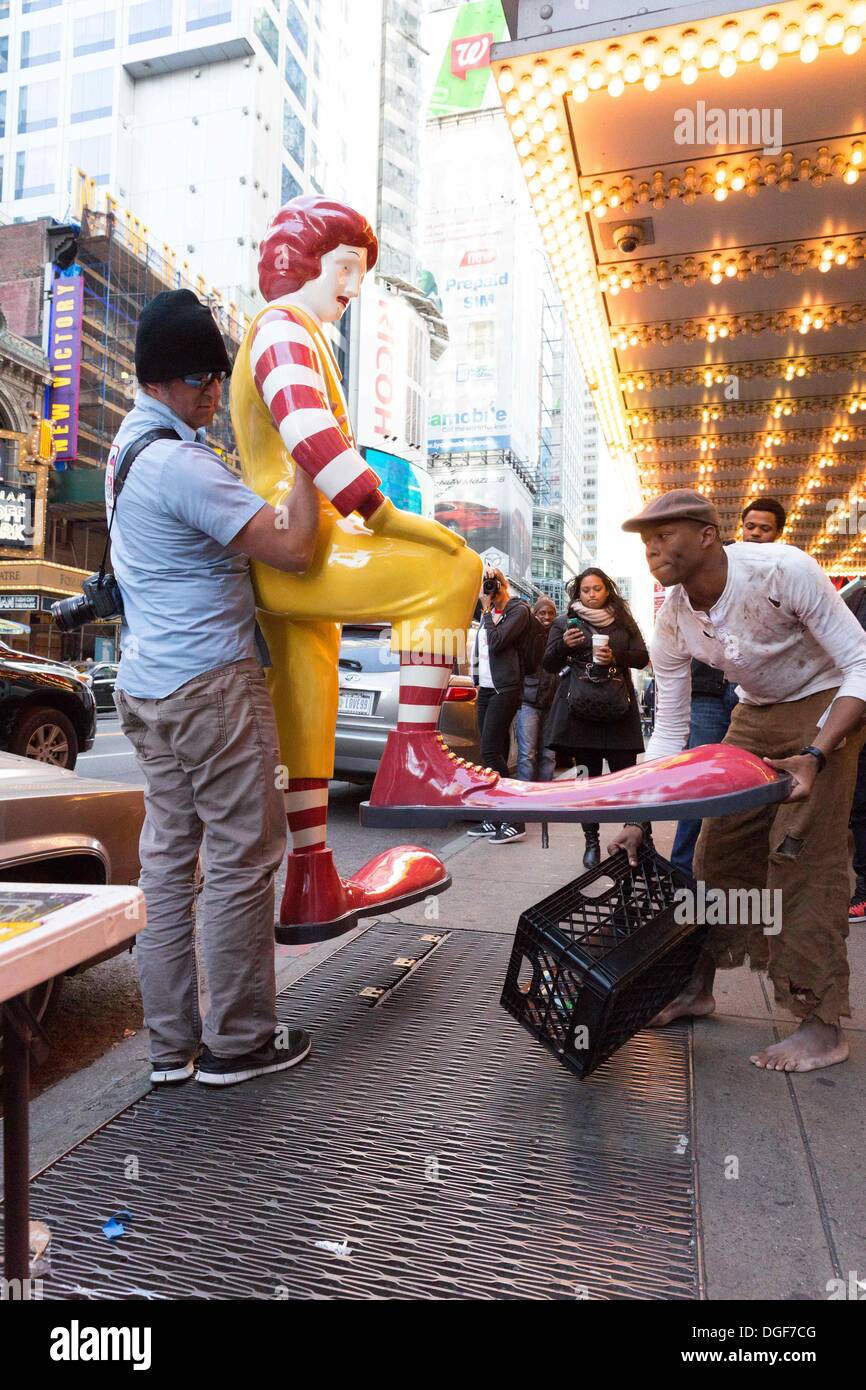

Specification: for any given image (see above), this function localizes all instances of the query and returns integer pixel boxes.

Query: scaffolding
[71,207,248,473]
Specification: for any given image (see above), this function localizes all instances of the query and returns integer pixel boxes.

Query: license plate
[338,690,375,717]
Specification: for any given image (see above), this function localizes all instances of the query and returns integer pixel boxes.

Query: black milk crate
[501,845,706,1079]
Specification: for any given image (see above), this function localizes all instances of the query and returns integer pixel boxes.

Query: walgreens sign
[451,33,494,80]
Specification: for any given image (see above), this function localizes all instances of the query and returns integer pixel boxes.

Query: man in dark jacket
[469,566,530,844]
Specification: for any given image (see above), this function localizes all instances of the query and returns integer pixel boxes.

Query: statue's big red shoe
[277,845,450,945]
[361,731,791,828]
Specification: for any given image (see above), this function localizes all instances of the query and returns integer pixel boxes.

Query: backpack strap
[100,427,182,578]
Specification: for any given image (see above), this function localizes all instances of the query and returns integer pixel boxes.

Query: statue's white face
[290,244,368,324]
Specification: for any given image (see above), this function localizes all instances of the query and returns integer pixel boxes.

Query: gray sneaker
[196,1028,312,1087]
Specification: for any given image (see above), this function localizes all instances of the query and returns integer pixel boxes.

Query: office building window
[281,165,302,204]
[73,10,116,57]
[286,0,307,56]
[284,49,306,106]
[187,0,232,30]
[18,78,58,133]
[0,154,3,201]
[0,37,8,75]
[22,0,61,11]
[254,8,279,64]
[69,133,111,186]
[0,91,5,139]
[15,146,54,199]
[282,101,305,169]
[21,24,61,68]
[0,2,8,19]
[129,0,173,44]
[71,69,113,123]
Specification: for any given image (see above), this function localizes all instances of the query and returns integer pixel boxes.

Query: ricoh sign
[357,288,428,459]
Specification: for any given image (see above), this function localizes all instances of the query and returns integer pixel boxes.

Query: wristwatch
[798,745,827,772]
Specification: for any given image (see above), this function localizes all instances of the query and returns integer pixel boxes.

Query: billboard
[47,269,84,465]
[422,119,519,455]
[427,0,508,118]
[357,284,428,463]
[431,459,533,583]
[0,484,36,549]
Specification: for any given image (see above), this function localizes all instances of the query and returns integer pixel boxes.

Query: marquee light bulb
[552,68,568,95]
[681,29,699,60]
[720,53,737,76]
[519,78,534,101]
[608,74,625,96]
[740,31,761,60]
[842,25,862,51]
[573,81,589,102]
[644,67,661,90]
[587,63,605,89]
[761,11,782,43]
[497,68,515,93]
[760,44,779,68]
[824,13,846,43]
[662,47,681,75]
[624,54,643,82]
[782,22,802,50]
[701,38,720,67]
[805,5,824,37]
[533,60,550,87]
[682,59,699,83]
[800,34,820,58]
[605,45,623,74]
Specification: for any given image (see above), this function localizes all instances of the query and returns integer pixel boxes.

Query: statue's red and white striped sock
[397,654,452,732]
[285,778,329,854]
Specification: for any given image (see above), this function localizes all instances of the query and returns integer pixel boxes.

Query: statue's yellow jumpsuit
[230,302,481,782]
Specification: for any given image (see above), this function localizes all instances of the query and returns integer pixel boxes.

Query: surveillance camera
[612,223,646,254]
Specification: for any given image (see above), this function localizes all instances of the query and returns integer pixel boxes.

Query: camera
[612,223,646,254]
[482,575,500,596]
[51,573,124,634]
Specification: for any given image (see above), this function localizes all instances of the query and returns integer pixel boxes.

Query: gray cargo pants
[114,658,286,1066]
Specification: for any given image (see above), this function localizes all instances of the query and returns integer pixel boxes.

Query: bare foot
[750,1018,849,1073]
[648,989,716,1028]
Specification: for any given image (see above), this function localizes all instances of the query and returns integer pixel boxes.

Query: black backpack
[520,612,547,677]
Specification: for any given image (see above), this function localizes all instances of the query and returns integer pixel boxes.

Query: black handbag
[565,620,632,723]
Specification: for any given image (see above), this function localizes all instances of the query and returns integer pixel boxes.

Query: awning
[493,0,866,569]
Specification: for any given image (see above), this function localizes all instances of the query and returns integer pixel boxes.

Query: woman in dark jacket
[542,567,649,868]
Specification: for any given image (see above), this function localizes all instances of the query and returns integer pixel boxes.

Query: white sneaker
[466,821,497,837]
[150,1060,196,1086]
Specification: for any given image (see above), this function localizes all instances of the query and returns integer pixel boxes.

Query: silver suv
[334,624,481,782]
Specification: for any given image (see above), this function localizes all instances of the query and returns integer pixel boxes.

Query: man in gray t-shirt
[110,290,319,1089]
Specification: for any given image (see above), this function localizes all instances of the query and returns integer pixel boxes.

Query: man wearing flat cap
[611,489,866,1072]
[108,289,321,1089]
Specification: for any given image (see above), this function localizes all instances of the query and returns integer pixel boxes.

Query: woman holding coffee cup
[542,567,650,868]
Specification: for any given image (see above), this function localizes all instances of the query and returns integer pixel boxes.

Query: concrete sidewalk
[399,818,865,1303]
[6,815,863,1301]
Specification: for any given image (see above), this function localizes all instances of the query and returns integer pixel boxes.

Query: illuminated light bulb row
[584,143,864,218]
[627,396,866,426]
[620,351,866,393]
[641,426,866,457]
[496,4,866,107]
[600,238,865,296]
[613,302,866,351]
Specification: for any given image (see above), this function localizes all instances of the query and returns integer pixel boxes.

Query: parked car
[334,623,481,781]
[0,641,96,769]
[88,661,119,712]
[0,750,145,1032]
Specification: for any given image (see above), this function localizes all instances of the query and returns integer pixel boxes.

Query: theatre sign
[493,0,866,569]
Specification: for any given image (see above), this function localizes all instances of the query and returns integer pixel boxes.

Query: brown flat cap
[622,488,722,533]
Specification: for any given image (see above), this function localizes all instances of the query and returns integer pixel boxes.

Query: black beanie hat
[135,289,232,384]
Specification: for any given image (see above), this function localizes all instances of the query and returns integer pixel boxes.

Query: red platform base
[277,845,451,945]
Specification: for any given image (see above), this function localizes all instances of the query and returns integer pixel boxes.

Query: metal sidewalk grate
[9,924,700,1300]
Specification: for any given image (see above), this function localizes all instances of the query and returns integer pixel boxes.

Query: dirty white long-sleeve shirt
[647,542,866,758]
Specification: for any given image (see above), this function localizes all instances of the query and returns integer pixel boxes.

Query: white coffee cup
[592,634,608,659]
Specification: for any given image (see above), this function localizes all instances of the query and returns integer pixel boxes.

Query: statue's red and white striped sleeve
[249,307,381,517]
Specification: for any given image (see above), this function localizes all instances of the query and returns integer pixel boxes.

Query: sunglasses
[181,370,229,390]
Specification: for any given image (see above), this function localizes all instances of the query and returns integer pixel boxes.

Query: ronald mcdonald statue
[232,195,775,944]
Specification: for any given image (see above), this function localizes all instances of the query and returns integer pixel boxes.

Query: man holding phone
[469,566,530,843]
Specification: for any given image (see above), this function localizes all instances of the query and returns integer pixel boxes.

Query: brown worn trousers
[693,687,864,1024]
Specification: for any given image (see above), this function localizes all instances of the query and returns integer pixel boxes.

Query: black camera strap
[98,428,181,581]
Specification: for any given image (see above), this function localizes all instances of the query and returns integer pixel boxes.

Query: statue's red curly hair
[259,195,379,301]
